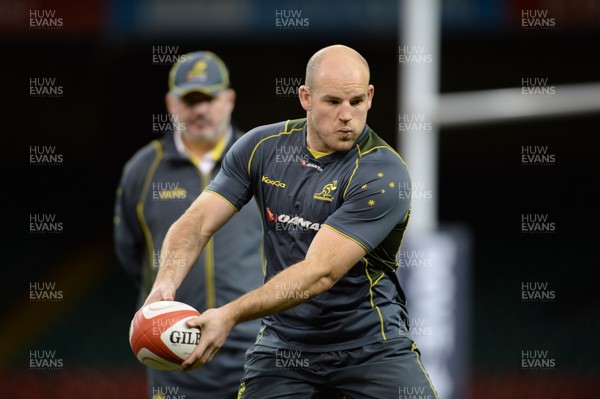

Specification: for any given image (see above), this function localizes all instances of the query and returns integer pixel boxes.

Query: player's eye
[181,92,213,106]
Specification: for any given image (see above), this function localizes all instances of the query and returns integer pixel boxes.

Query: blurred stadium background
[2,0,599,398]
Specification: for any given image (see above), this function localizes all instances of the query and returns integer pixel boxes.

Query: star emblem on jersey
[389,182,396,188]
[313,180,338,202]
[368,199,375,206]
[377,172,384,178]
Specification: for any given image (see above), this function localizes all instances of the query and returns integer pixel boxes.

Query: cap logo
[186,60,208,82]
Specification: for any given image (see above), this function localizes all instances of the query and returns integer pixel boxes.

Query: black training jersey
[206,118,412,350]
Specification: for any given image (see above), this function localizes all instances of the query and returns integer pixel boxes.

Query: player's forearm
[153,213,209,289]
[222,227,366,325]
[223,258,335,325]
[145,193,236,305]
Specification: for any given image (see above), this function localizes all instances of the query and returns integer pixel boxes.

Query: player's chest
[257,161,347,225]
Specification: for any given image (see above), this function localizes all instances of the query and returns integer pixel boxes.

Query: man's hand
[182,307,236,370]
[143,281,177,306]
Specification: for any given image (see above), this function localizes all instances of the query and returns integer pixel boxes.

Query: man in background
[114,51,263,399]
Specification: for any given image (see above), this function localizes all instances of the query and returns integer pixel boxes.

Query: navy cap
[168,51,230,97]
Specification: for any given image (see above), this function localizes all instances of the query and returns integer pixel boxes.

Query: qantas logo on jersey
[265,207,321,231]
[262,175,286,188]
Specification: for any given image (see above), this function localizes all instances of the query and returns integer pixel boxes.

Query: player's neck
[182,132,224,159]
[306,129,334,157]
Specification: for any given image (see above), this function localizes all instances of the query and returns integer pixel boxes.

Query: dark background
[2,0,599,397]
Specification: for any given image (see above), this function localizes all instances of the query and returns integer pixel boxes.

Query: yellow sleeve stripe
[203,189,240,212]
[322,224,369,253]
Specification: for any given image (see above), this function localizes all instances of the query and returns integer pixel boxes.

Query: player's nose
[339,104,352,122]
[190,100,211,113]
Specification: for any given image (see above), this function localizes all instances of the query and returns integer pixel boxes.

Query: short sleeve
[323,152,411,252]
[205,129,256,210]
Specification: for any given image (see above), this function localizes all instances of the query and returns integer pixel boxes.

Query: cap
[168,51,230,97]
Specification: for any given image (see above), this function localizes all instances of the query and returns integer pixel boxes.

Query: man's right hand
[143,281,177,306]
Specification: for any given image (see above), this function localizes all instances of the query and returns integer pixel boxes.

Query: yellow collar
[175,127,231,172]
[307,147,331,159]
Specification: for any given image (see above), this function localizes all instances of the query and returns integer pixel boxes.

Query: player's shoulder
[244,118,305,141]
[233,118,306,152]
[355,126,407,170]
[343,127,411,208]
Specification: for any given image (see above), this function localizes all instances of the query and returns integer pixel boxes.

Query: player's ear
[165,92,178,115]
[367,84,374,110]
[299,85,312,111]
[222,88,236,112]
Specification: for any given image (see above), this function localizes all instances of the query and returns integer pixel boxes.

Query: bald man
[143,45,439,398]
